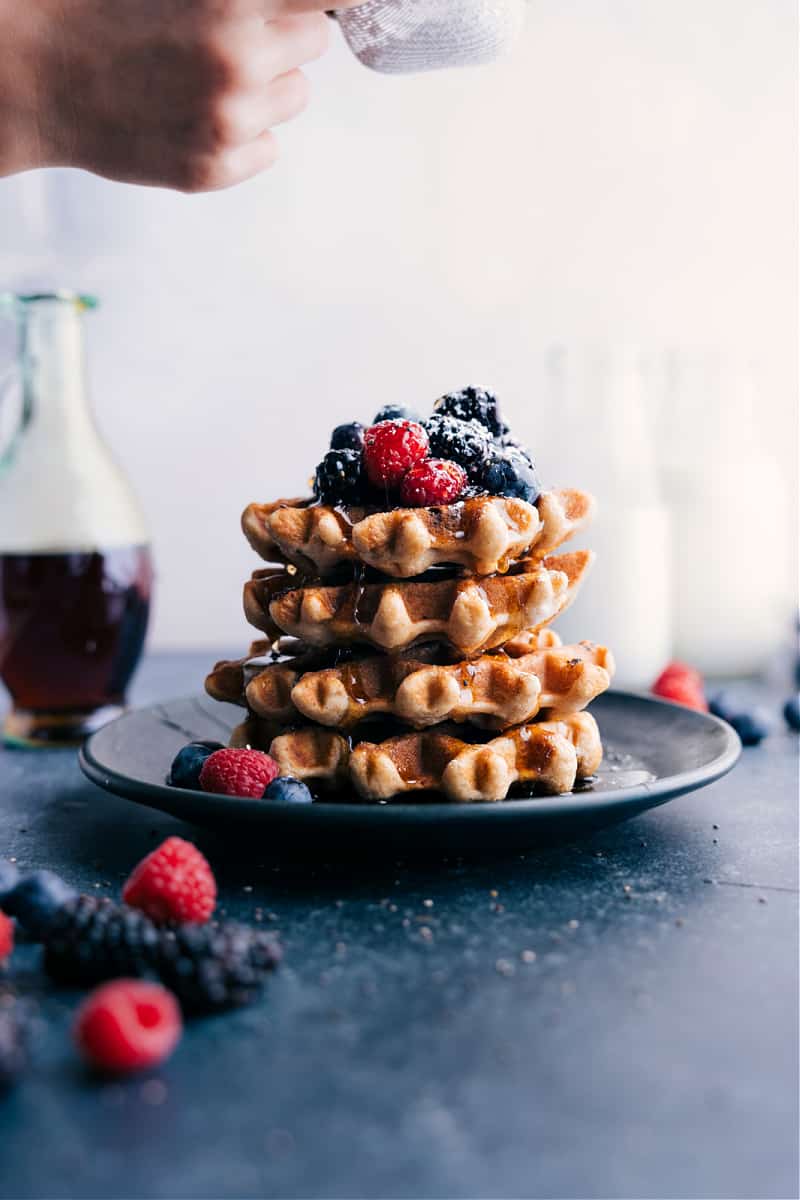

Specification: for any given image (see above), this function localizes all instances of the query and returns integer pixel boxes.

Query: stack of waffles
[205,395,615,802]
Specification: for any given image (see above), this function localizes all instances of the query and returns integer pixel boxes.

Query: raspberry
[652,662,707,711]
[199,747,280,799]
[74,980,182,1075]
[122,836,216,925]
[400,459,467,507]
[0,913,13,963]
[363,420,429,489]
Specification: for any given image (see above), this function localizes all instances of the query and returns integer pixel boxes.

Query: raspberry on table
[400,459,467,507]
[363,420,429,488]
[0,913,13,963]
[434,386,505,436]
[74,979,182,1075]
[122,836,217,925]
[423,415,489,482]
[652,662,707,711]
[314,448,366,505]
[199,748,280,799]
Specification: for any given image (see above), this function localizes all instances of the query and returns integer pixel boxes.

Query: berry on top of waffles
[363,419,429,488]
[400,459,467,507]
[423,414,490,482]
[481,446,542,504]
[330,422,365,452]
[434,386,505,437]
[373,403,420,424]
[314,448,366,505]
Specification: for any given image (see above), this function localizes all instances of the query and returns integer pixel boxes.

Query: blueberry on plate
[424,415,490,482]
[373,404,420,424]
[314,448,366,505]
[330,421,365,452]
[264,777,313,803]
[480,446,542,504]
[434,387,504,437]
[729,709,771,747]
[169,740,224,789]
[783,695,800,731]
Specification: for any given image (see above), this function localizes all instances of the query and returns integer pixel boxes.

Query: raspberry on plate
[123,836,217,925]
[652,662,707,711]
[74,979,182,1075]
[0,912,13,963]
[363,420,429,488]
[199,747,280,799]
[400,459,467,507]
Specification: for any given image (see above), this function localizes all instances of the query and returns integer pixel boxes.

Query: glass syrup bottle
[0,292,153,746]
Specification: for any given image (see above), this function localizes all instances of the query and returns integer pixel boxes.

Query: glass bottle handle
[0,294,29,475]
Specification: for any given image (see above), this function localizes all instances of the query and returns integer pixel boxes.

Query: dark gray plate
[78,692,741,855]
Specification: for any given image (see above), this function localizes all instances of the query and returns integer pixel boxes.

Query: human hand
[0,0,358,191]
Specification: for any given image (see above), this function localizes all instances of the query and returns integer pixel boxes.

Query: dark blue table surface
[1,654,798,1200]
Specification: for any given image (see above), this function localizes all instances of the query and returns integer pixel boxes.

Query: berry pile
[652,660,800,746]
[0,841,285,1082]
[168,742,313,804]
[311,388,542,508]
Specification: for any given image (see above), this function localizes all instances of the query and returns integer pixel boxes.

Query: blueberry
[264,777,313,803]
[0,861,19,904]
[424,415,490,482]
[434,387,504,436]
[3,870,76,937]
[500,433,535,464]
[709,692,737,722]
[783,695,800,731]
[330,422,365,452]
[480,447,542,504]
[314,448,366,505]
[169,740,224,790]
[373,404,420,424]
[729,709,771,747]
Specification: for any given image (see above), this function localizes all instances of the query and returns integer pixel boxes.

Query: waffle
[252,551,592,655]
[241,489,594,578]
[252,711,601,801]
[289,639,614,730]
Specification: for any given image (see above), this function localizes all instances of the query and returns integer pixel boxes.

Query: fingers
[260,69,311,127]
[180,129,281,193]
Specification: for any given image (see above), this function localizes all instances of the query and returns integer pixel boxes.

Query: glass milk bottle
[0,292,153,746]
[542,346,672,689]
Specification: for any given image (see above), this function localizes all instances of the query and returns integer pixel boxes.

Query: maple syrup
[0,546,153,744]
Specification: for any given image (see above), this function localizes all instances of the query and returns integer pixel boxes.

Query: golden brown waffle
[241,489,594,579]
[289,640,614,731]
[247,712,601,801]
[252,551,592,655]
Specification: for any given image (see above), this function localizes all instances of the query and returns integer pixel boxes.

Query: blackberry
[330,422,365,452]
[314,448,366,505]
[480,447,542,504]
[41,895,282,1014]
[423,415,490,482]
[434,387,504,437]
[373,404,420,424]
[0,986,31,1090]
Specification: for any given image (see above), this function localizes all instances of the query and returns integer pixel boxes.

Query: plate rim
[78,690,742,825]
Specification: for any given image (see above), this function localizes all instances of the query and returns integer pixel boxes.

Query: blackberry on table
[423,415,490,483]
[434,387,505,437]
[314,448,366,505]
[42,895,282,1014]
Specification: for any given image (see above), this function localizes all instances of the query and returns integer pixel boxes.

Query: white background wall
[0,0,796,653]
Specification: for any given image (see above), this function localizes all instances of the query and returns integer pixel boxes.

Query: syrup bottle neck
[19,295,95,442]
